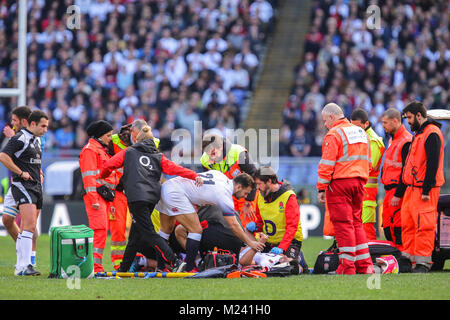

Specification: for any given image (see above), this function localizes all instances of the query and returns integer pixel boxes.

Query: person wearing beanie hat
[79,120,118,272]
[87,120,113,140]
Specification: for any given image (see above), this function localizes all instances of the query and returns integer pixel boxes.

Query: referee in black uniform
[0,110,48,276]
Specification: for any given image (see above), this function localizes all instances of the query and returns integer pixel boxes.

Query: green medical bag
[49,225,94,279]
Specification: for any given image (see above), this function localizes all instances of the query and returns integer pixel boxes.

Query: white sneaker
[14,266,24,276]
[173,261,187,273]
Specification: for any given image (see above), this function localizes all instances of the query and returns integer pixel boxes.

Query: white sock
[16,233,22,269]
[158,230,170,241]
[20,230,33,268]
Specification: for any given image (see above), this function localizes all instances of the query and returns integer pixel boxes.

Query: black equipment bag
[201,248,237,270]
[313,240,339,274]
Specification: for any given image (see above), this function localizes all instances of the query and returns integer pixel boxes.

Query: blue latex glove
[246,221,257,232]
[270,247,284,255]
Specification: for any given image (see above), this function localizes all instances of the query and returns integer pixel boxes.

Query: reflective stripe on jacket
[402,122,444,188]
[200,144,246,179]
[381,125,412,186]
[79,139,119,197]
[363,126,385,203]
[317,118,370,191]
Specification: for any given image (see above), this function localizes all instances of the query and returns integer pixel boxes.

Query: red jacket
[317,118,370,191]
[79,138,120,204]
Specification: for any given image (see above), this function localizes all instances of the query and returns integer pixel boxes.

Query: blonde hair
[136,125,154,142]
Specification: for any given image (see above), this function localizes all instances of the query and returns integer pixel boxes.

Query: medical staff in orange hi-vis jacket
[79,120,119,273]
[400,101,445,273]
[380,108,412,250]
[317,103,373,275]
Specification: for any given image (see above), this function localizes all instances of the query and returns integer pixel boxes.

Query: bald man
[380,108,412,249]
[317,103,373,275]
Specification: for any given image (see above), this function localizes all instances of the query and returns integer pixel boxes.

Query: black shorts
[11,183,43,210]
[200,223,244,257]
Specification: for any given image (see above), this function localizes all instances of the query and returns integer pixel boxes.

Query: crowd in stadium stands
[281,0,449,157]
[0,0,276,153]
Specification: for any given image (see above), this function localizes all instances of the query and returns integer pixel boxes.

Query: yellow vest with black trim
[200,144,246,179]
[257,189,303,244]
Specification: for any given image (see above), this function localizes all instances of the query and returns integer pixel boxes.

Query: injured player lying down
[156,170,265,272]
[131,232,302,274]
[239,233,303,274]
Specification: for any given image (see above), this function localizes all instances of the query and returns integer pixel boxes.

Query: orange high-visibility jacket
[79,138,120,202]
[317,118,371,191]
[381,125,412,186]
[402,122,444,188]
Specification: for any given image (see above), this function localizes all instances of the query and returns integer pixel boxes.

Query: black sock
[185,237,201,271]
[156,255,166,270]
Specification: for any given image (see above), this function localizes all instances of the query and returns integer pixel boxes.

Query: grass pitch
[0,234,449,300]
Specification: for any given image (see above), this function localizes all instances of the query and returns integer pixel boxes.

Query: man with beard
[248,166,303,264]
[400,101,445,273]
[380,108,412,249]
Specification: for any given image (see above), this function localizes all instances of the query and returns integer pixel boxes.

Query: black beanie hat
[87,120,113,139]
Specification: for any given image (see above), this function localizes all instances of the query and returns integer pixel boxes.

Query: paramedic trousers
[109,191,128,270]
[326,178,374,275]
[401,186,440,268]
[83,194,109,273]
[382,188,403,250]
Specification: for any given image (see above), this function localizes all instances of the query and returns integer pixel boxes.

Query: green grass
[1,235,449,300]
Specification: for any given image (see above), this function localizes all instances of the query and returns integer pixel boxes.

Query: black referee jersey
[1,128,43,194]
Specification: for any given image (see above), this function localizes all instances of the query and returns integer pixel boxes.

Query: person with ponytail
[100,126,203,272]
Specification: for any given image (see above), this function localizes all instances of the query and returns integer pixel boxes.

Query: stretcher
[432,194,450,270]
[95,271,196,278]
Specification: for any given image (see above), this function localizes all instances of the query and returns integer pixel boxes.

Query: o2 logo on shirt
[139,156,154,169]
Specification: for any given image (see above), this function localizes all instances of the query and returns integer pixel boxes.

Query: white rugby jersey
[162,170,235,215]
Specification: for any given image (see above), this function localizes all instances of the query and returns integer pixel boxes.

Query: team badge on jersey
[231,169,240,178]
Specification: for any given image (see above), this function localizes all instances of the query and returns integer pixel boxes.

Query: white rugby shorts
[156,184,196,216]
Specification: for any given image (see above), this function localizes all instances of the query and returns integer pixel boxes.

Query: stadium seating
[282,0,449,157]
[0,0,277,153]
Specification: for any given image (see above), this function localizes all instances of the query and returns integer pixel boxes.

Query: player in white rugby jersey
[156,170,265,272]
[239,233,302,274]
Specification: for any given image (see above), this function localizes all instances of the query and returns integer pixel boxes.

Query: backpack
[313,240,339,274]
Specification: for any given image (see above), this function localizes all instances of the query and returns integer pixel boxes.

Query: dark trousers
[199,223,244,257]
[120,201,177,271]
